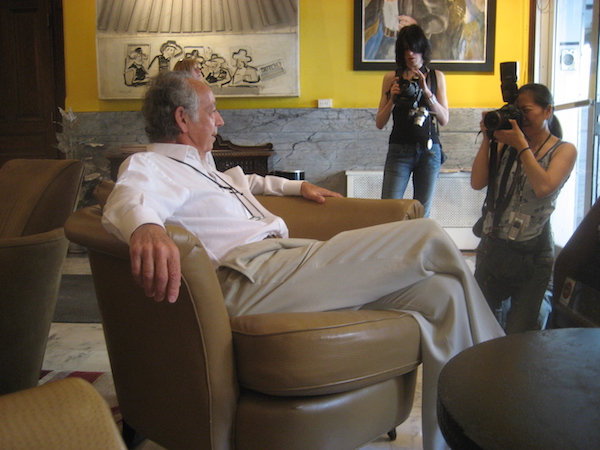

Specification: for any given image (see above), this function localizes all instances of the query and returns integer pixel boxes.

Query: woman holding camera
[376,24,449,217]
[471,83,577,334]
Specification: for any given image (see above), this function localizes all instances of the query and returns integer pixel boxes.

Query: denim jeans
[381,142,443,217]
[474,224,554,334]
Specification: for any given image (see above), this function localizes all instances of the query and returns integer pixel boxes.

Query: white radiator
[346,170,486,250]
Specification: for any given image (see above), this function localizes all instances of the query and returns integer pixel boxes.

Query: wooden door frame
[51,0,66,146]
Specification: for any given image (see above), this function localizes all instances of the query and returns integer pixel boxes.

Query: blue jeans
[381,142,443,217]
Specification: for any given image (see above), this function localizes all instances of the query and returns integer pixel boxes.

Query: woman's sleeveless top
[389,69,440,146]
[482,140,567,241]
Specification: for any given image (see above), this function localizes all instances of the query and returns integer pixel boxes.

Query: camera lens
[483,111,503,130]
[401,81,418,98]
[412,107,429,127]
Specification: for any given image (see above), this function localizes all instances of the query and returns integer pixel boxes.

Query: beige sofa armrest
[256,196,423,240]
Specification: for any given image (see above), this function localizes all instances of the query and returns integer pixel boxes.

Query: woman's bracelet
[427,94,437,106]
[518,147,531,159]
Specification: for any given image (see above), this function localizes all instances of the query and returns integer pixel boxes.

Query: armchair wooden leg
[387,428,397,441]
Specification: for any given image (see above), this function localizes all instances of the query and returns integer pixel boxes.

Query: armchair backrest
[0,159,84,238]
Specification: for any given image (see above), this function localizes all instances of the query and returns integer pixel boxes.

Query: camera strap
[425,69,437,148]
[482,141,522,237]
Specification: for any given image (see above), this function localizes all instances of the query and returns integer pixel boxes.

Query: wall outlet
[318,99,333,108]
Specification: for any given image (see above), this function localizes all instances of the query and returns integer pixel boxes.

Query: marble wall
[64,107,486,196]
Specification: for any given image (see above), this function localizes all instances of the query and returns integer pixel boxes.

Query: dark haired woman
[471,83,577,334]
[376,24,449,217]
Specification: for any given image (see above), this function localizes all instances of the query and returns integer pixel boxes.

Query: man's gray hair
[142,71,200,143]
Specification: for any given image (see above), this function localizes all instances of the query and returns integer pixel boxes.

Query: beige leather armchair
[0,377,126,449]
[0,159,84,396]
[65,181,424,450]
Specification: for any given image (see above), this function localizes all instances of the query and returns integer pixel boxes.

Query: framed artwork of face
[354,0,497,72]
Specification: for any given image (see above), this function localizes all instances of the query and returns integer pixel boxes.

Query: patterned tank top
[482,140,567,241]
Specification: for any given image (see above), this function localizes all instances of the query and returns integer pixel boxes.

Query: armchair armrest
[256,196,423,240]
[0,228,69,394]
[93,181,422,241]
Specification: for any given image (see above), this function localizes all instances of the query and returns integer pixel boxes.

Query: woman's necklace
[530,132,552,158]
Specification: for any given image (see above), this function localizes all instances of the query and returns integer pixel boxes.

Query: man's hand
[300,182,343,204]
[129,224,181,303]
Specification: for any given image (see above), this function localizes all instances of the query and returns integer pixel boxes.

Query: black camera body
[483,62,523,135]
[483,103,522,131]
[394,77,423,109]
[393,70,430,127]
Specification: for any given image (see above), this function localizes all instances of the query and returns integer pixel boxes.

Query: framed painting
[354,0,496,72]
[96,0,299,99]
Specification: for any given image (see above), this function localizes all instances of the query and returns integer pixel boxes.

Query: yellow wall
[64,0,530,112]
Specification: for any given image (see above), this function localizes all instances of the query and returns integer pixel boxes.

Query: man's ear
[174,106,188,133]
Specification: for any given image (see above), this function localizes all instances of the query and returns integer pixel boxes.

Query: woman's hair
[142,71,200,143]
[173,57,199,76]
[517,83,563,138]
[395,25,432,70]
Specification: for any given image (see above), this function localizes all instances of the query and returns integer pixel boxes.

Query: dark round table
[437,328,600,449]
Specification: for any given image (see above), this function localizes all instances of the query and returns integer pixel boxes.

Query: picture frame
[95,0,299,99]
[354,0,496,72]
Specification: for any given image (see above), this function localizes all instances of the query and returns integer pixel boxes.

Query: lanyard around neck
[167,157,265,220]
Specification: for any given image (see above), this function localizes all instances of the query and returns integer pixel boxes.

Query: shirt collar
[146,143,215,171]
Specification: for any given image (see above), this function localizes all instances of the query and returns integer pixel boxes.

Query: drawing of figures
[124,45,150,86]
[363,0,449,61]
[185,48,205,65]
[148,40,183,74]
[202,54,232,88]
[231,49,260,85]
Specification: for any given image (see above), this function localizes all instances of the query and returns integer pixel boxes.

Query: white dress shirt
[102,143,304,266]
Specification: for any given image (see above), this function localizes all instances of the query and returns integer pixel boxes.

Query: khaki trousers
[218,218,504,450]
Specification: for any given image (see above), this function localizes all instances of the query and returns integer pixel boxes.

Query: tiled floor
[42,251,477,449]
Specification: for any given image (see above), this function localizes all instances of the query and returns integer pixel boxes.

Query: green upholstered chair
[0,159,84,395]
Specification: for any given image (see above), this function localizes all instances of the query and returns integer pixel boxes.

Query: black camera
[394,73,429,126]
[483,62,523,133]
[483,103,522,131]
[394,77,423,109]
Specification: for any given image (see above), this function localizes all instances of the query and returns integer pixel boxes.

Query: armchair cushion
[232,310,420,396]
